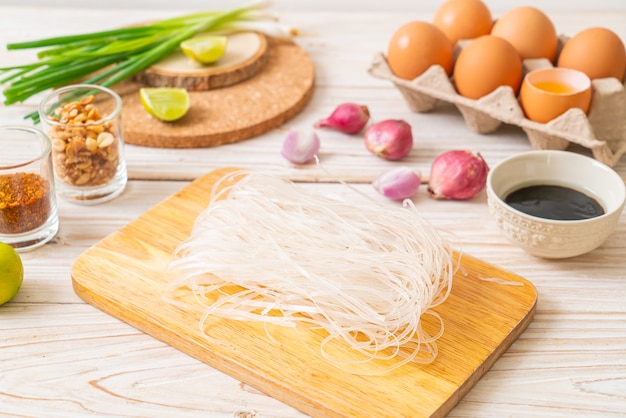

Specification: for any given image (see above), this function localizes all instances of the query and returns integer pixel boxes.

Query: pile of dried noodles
[163,170,457,374]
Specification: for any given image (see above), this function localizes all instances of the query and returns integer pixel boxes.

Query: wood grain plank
[2,5,625,417]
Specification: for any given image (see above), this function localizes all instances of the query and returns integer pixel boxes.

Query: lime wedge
[180,35,228,64]
[139,87,190,122]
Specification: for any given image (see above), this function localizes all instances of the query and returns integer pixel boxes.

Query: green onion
[1,1,276,123]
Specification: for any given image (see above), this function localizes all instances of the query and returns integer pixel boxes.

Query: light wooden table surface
[1,2,625,417]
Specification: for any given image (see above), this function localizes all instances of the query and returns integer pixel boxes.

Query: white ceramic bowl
[486,150,626,259]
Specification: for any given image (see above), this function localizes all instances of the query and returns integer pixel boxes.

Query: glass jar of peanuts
[39,84,127,205]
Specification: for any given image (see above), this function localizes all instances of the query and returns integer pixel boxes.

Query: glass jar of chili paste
[0,126,59,251]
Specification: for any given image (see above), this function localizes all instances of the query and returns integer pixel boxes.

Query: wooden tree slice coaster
[120,37,315,148]
[135,32,269,91]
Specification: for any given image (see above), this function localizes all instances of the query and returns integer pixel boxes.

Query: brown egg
[454,35,523,100]
[558,27,626,81]
[387,21,454,80]
[491,6,558,61]
[433,0,493,45]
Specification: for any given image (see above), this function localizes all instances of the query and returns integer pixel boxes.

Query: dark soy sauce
[505,185,605,221]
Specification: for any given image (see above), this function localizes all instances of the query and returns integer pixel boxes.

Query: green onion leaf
[1,1,280,123]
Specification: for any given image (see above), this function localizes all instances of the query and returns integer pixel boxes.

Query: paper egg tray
[368,39,626,167]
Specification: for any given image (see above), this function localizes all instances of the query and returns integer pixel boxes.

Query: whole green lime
[0,242,24,305]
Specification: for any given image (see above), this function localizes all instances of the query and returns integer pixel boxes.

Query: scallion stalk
[1,0,279,123]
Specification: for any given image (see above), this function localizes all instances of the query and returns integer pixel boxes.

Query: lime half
[139,87,190,122]
[0,242,24,305]
[180,35,228,64]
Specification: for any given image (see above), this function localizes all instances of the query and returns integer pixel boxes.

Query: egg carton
[368,41,626,167]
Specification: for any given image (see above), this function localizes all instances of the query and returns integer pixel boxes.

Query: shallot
[364,119,413,160]
[373,166,421,201]
[314,103,370,134]
[427,150,489,200]
[281,129,320,164]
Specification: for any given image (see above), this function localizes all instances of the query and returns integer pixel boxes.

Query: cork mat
[119,37,315,148]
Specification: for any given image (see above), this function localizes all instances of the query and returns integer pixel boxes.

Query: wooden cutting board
[71,167,537,418]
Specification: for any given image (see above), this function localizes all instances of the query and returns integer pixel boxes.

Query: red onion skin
[314,103,370,134]
[373,167,421,200]
[364,119,413,160]
[427,150,489,200]
[281,130,320,164]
